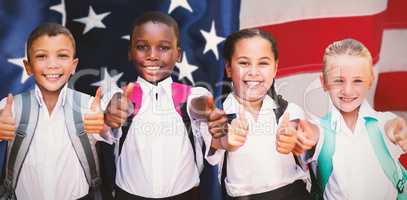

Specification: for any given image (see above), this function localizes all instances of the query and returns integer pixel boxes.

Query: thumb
[91,87,102,112]
[3,94,13,116]
[280,112,290,128]
[206,95,215,112]
[298,119,312,136]
[124,82,135,99]
[393,118,406,141]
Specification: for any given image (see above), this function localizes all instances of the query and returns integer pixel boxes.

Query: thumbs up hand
[105,83,134,128]
[292,119,319,156]
[276,113,298,154]
[0,94,16,141]
[385,117,407,152]
[84,88,105,134]
[221,107,249,151]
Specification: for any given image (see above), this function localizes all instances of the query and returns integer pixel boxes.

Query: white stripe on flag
[240,0,387,29]
[376,29,407,73]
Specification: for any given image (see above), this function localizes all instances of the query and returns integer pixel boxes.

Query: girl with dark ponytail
[208,28,316,200]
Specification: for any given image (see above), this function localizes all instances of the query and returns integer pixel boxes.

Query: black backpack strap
[179,102,202,166]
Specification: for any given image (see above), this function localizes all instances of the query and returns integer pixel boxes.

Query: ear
[176,47,182,63]
[320,73,329,91]
[71,58,79,75]
[225,62,232,78]
[273,60,279,77]
[23,60,33,76]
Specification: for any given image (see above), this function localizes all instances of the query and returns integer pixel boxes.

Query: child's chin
[336,104,360,114]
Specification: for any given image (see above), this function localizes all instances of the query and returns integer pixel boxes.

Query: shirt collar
[329,100,378,131]
[136,76,173,95]
[34,83,68,107]
[223,93,277,115]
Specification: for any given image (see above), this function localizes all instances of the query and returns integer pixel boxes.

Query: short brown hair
[26,22,76,60]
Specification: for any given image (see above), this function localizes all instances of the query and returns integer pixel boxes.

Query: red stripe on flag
[385,0,407,28]
[258,12,386,77]
[374,71,407,111]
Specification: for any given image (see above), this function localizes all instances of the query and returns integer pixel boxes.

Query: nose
[247,65,260,76]
[146,47,159,61]
[341,81,354,96]
[47,56,61,69]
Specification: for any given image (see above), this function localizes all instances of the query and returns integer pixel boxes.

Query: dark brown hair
[26,22,76,60]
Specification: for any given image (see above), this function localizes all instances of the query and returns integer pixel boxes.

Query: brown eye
[135,44,148,51]
[35,54,46,59]
[58,54,69,59]
[159,45,171,51]
[238,61,250,67]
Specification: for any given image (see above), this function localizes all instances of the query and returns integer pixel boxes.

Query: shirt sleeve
[187,87,225,165]
[286,103,305,121]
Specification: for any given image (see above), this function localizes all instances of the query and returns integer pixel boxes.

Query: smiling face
[129,21,181,83]
[321,54,373,115]
[226,36,277,102]
[24,34,78,97]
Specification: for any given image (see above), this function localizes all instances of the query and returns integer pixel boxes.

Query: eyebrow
[259,57,272,60]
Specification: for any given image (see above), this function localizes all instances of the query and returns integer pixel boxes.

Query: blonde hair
[322,38,373,79]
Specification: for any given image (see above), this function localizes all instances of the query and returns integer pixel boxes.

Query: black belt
[115,186,200,200]
[227,180,310,200]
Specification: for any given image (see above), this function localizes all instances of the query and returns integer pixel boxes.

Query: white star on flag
[121,35,130,40]
[8,52,30,84]
[74,6,111,34]
[92,67,123,93]
[176,52,198,84]
[50,0,67,26]
[200,21,225,59]
[168,0,193,13]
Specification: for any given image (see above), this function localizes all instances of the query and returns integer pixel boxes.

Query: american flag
[1,0,407,198]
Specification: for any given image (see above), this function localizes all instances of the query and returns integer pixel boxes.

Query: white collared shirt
[115,76,212,198]
[207,93,307,197]
[313,101,401,200]
[0,84,105,200]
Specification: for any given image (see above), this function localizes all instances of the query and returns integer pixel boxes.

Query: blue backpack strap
[310,112,336,200]
[318,112,336,192]
[364,117,407,199]
[1,90,39,200]
[64,88,102,200]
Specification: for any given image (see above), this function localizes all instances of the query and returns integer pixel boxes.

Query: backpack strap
[128,83,143,116]
[2,90,39,199]
[310,112,337,200]
[364,117,407,198]
[171,83,203,167]
[64,88,101,199]
[119,83,142,155]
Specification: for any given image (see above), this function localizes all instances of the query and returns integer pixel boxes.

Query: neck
[234,94,263,119]
[340,107,360,132]
[38,87,62,115]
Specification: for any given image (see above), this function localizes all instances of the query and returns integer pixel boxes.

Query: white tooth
[146,66,160,70]
[246,81,260,87]
[45,74,61,79]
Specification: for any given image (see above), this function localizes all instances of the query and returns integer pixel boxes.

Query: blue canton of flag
[0,0,241,199]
